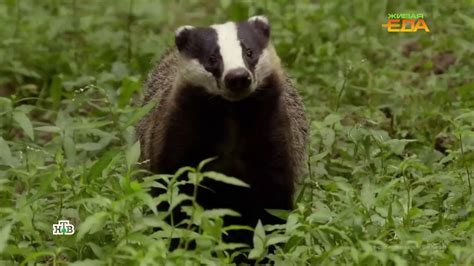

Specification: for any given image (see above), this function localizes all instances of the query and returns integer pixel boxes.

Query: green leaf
[202,208,241,218]
[265,209,290,220]
[307,209,333,224]
[13,111,34,140]
[69,259,103,266]
[323,114,342,126]
[86,242,105,259]
[320,127,335,150]
[361,181,375,209]
[391,254,407,266]
[119,77,140,108]
[63,129,76,165]
[385,139,416,156]
[459,13,474,29]
[50,74,63,108]
[387,200,395,227]
[202,171,249,187]
[266,235,289,247]
[0,97,13,112]
[122,100,157,130]
[126,141,141,169]
[34,126,62,133]
[248,220,266,260]
[88,149,120,180]
[197,157,217,172]
[455,110,474,121]
[169,193,192,212]
[111,61,129,80]
[0,223,12,253]
[76,212,108,241]
[312,150,329,162]
[0,137,14,166]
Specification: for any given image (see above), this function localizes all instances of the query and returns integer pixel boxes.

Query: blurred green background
[1,0,473,264]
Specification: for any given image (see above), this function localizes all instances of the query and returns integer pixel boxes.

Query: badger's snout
[224,68,251,92]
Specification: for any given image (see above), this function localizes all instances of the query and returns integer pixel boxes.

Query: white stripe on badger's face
[211,22,247,78]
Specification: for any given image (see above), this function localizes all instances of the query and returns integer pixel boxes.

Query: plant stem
[335,66,352,112]
[127,0,134,64]
[459,133,472,195]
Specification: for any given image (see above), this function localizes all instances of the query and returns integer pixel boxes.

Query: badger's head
[175,16,280,101]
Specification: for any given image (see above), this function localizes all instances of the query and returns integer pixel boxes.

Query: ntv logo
[52,220,75,236]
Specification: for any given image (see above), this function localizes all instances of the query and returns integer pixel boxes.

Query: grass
[1,0,473,265]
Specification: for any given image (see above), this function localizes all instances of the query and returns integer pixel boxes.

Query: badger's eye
[246,48,253,58]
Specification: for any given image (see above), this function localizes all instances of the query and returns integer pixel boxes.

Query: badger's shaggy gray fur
[136,17,309,246]
[137,49,309,180]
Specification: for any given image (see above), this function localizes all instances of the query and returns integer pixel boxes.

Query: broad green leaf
[75,143,104,151]
[111,61,129,80]
[13,111,34,140]
[312,150,329,162]
[320,127,335,150]
[202,171,249,187]
[88,149,120,180]
[86,242,105,259]
[248,220,266,260]
[385,139,416,156]
[50,74,63,108]
[361,181,375,209]
[265,209,290,220]
[76,128,114,152]
[0,97,13,112]
[71,121,113,130]
[0,137,14,166]
[76,212,109,241]
[455,110,474,121]
[126,141,141,169]
[34,126,62,133]
[391,254,408,266]
[202,208,240,218]
[323,113,342,126]
[119,76,140,108]
[459,13,474,29]
[0,223,12,253]
[266,235,289,247]
[307,209,333,224]
[122,100,157,129]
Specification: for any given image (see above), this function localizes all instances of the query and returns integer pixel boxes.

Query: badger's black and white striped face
[175,16,276,101]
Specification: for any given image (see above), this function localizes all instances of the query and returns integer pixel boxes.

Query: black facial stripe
[176,27,223,79]
[236,21,270,73]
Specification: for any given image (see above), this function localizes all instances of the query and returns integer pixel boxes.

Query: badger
[136,16,309,244]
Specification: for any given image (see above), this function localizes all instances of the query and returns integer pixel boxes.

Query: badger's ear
[248,15,270,38]
[175,25,195,52]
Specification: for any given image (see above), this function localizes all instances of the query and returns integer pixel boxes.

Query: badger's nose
[224,68,251,92]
